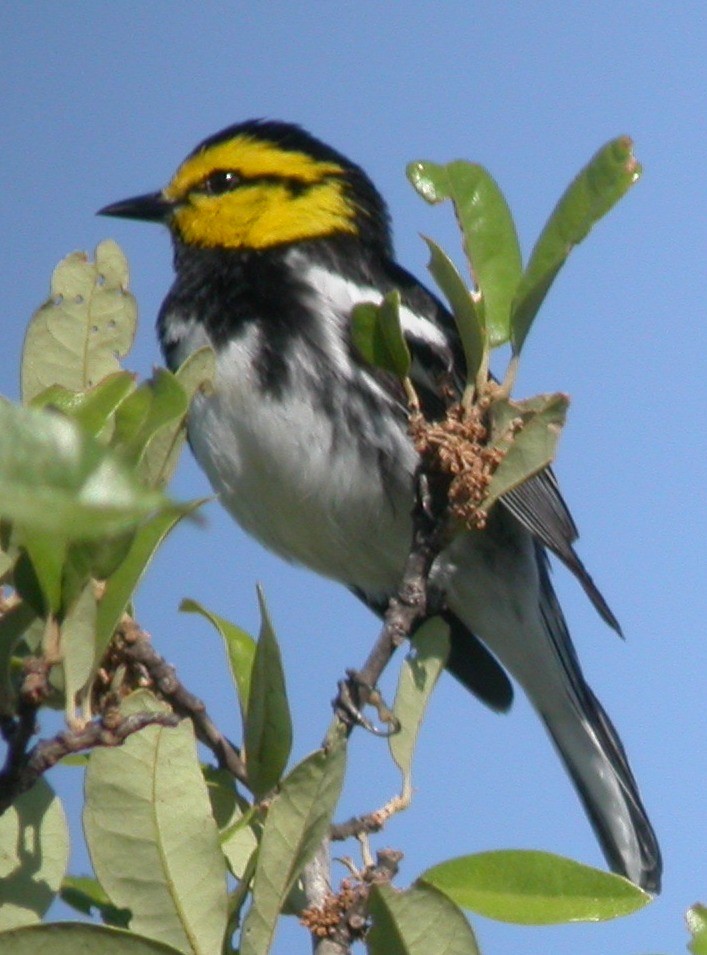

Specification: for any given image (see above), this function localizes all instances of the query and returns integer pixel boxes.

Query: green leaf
[83,691,228,954]
[60,875,131,928]
[389,617,449,797]
[367,883,480,955]
[203,768,258,879]
[147,347,216,489]
[0,548,13,582]
[477,393,569,517]
[22,532,66,613]
[240,735,347,955]
[0,922,186,954]
[688,905,707,955]
[11,551,47,617]
[0,779,69,930]
[0,401,171,541]
[511,136,641,353]
[180,598,256,722]
[419,850,650,925]
[220,809,259,882]
[244,588,293,798]
[31,372,136,438]
[66,529,136,585]
[421,237,485,385]
[94,502,205,658]
[112,369,188,485]
[59,579,98,719]
[351,291,412,379]
[202,766,240,830]
[407,160,521,346]
[0,599,37,714]
[21,240,137,403]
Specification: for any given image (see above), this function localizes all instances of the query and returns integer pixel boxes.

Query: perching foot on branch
[334,671,400,737]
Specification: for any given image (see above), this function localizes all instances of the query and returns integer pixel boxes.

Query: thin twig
[330,793,410,842]
[0,708,179,814]
[115,619,249,786]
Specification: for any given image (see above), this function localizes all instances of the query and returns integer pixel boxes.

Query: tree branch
[114,618,249,786]
[336,467,449,731]
[0,701,178,814]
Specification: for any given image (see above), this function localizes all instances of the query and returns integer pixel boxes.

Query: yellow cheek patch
[171,181,358,249]
[165,136,345,200]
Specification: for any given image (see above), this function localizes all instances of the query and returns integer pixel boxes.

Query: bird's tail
[534,561,662,894]
[540,689,662,893]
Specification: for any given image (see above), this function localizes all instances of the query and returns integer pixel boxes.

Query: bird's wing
[388,260,621,634]
[502,474,622,633]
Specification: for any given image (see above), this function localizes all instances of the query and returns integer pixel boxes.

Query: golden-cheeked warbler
[99,119,661,893]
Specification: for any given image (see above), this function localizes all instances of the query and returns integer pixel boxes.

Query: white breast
[185,321,417,599]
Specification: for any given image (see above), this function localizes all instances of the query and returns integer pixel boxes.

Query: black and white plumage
[100,120,661,892]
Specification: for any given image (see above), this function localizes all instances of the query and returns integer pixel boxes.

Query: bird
[98,119,661,893]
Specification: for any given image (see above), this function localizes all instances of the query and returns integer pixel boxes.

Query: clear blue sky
[1,4,705,953]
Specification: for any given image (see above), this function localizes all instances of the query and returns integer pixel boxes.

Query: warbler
[99,119,661,892]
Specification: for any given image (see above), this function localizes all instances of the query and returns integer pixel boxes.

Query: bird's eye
[202,170,241,195]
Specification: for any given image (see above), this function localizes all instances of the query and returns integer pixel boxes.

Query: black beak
[97,191,174,223]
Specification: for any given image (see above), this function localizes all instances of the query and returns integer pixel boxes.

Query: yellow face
[163,134,358,249]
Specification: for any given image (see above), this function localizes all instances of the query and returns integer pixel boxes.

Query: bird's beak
[97,191,174,223]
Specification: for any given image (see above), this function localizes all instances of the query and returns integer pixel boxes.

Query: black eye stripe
[198,170,325,197]
[202,169,241,195]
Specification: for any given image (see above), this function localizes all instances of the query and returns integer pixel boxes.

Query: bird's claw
[334,670,400,737]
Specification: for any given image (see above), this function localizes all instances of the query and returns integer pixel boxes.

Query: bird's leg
[333,468,449,736]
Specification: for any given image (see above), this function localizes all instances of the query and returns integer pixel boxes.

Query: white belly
[173,315,555,699]
[187,334,418,599]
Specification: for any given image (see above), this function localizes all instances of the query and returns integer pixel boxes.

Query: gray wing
[502,469,622,634]
[384,261,622,636]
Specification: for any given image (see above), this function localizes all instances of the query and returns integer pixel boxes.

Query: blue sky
[1,3,705,953]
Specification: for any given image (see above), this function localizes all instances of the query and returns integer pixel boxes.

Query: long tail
[445,529,662,893]
[534,553,662,893]
[540,689,662,892]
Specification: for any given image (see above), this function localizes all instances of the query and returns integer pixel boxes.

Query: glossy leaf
[420,850,650,924]
[21,240,136,403]
[180,597,256,721]
[244,588,292,798]
[0,401,170,541]
[389,617,449,797]
[94,502,205,658]
[367,883,480,955]
[408,160,521,346]
[688,904,707,955]
[84,691,228,954]
[351,291,412,379]
[478,393,569,517]
[0,779,69,930]
[111,369,188,483]
[30,371,136,438]
[422,237,485,385]
[240,735,347,955]
[0,922,186,954]
[143,346,216,489]
[512,136,641,352]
